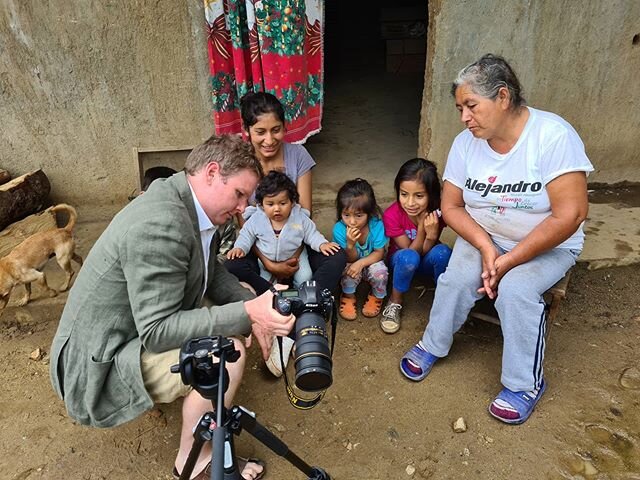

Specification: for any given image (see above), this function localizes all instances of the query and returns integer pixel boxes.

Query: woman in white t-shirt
[399,54,593,424]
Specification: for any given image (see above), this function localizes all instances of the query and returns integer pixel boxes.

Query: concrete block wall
[419,0,640,183]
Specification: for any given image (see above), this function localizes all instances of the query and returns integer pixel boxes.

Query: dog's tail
[50,204,78,232]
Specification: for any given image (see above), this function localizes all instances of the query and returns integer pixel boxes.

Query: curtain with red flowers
[204,0,324,143]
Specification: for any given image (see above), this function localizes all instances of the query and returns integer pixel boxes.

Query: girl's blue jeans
[390,244,452,293]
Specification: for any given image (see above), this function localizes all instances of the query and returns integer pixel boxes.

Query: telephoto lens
[293,311,332,391]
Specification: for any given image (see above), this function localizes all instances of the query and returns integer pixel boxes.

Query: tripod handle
[211,427,226,480]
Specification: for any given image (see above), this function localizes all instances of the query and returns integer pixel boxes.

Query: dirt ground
[1,248,639,480]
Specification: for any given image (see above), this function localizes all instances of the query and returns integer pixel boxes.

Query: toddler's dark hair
[335,178,382,221]
[256,171,299,205]
[240,91,286,130]
[394,158,442,213]
[141,166,178,191]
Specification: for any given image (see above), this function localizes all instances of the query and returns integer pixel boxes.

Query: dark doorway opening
[307,1,429,213]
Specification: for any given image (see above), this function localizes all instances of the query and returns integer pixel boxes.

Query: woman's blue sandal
[488,380,547,425]
[400,342,439,381]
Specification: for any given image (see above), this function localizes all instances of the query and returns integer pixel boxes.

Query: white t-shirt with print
[443,107,594,251]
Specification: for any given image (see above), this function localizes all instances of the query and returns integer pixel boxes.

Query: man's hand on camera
[244,284,295,360]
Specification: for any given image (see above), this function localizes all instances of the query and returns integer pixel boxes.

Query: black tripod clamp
[171,336,331,480]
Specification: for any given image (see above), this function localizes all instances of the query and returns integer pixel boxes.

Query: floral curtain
[204,0,324,143]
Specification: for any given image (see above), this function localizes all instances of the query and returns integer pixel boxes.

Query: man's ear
[204,161,221,182]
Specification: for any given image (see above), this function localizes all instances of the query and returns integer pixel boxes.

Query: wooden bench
[468,269,572,338]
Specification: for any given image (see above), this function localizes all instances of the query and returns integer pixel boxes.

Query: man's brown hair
[185,134,263,179]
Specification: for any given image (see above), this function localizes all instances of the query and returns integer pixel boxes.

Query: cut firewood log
[0,169,50,231]
[0,169,10,186]
[0,208,57,258]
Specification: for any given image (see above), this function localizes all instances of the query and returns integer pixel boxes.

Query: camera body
[272,281,334,392]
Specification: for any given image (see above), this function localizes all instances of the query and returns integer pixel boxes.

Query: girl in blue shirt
[332,179,389,320]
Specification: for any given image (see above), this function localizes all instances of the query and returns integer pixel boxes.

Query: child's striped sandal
[362,294,383,317]
[339,295,357,320]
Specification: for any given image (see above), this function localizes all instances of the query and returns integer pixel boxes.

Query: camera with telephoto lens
[272,281,334,392]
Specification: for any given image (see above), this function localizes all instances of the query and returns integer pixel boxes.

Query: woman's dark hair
[451,53,525,110]
[240,91,286,130]
[335,178,382,221]
[256,171,299,205]
[394,158,442,213]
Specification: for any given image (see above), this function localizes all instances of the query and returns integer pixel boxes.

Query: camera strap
[279,300,338,410]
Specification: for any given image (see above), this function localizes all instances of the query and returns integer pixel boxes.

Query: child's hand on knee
[320,242,340,256]
[346,260,364,278]
[227,248,245,260]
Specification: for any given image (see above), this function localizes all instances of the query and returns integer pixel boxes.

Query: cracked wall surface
[0,0,213,207]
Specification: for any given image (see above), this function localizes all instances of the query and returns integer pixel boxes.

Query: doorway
[307,0,429,224]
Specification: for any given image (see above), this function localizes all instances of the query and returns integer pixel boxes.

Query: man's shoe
[265,336,295,377]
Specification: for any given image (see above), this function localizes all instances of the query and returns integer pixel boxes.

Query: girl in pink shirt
[381,158,452,334]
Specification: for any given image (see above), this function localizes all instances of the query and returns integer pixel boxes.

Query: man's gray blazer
[49,172,254,427]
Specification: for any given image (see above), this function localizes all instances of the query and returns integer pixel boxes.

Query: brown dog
[0,204,83,310]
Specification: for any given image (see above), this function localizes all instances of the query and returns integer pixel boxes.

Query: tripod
[172,336,331,480]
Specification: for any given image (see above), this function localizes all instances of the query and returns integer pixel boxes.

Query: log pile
[0,168,72,260]
[0,169,51,231]
[0,169,10,186]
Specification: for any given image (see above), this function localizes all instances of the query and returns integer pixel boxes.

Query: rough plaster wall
[0,0,213,207]
[419,0,640,183]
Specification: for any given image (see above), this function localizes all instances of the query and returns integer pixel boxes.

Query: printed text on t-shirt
[464,177,543,197]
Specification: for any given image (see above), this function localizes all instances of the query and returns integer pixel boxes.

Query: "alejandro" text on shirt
[464,178,543,197]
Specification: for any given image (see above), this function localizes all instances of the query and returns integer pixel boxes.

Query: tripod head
[170,336,240,400]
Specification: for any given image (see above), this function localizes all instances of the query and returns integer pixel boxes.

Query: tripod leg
[179,413,214,480]
[230,406,331,479]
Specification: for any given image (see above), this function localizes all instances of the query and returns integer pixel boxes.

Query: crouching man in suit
[50,135,293,480]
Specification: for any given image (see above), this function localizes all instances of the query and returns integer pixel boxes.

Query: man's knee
[141,348,192,404]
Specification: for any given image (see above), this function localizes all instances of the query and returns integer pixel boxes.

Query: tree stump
[0,169,10,186]
[0,208,57,258]
[0,170,50,231]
